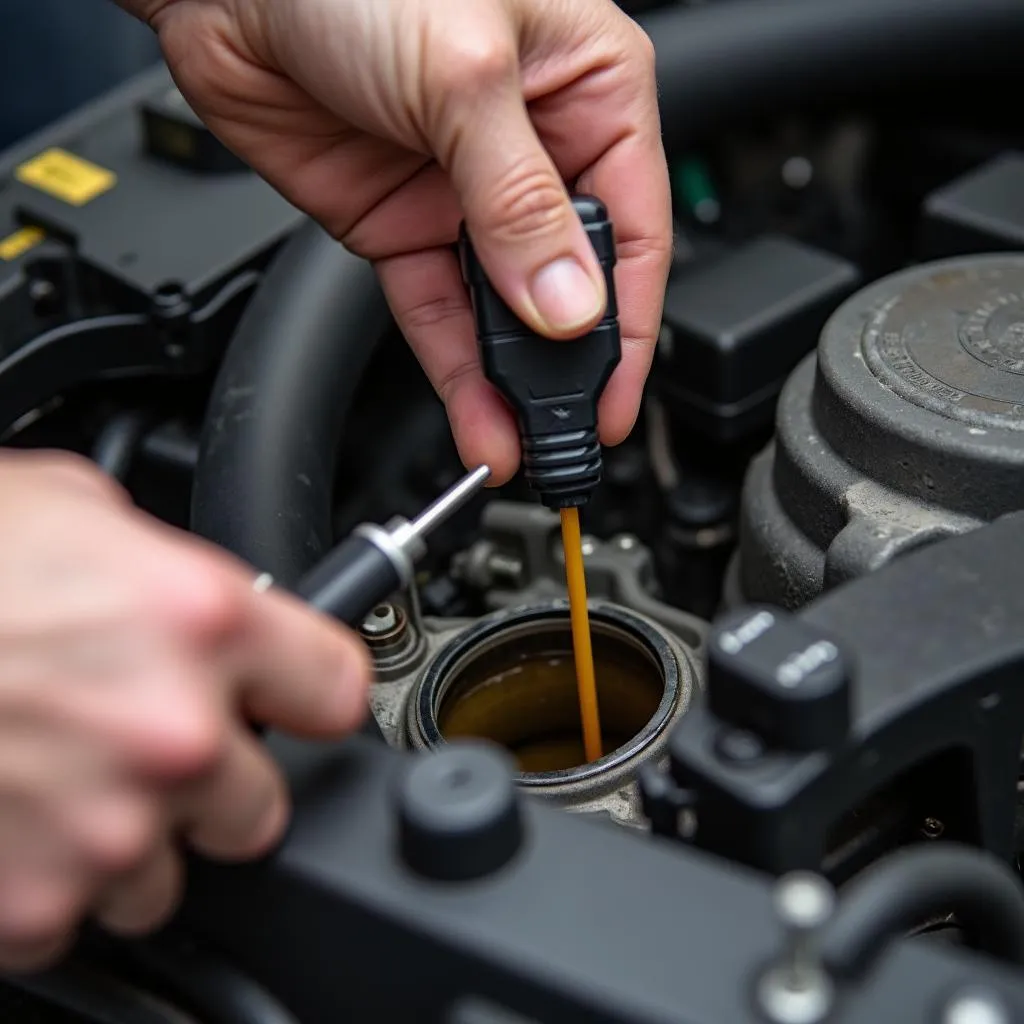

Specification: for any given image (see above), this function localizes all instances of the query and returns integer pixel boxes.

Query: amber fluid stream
[559,506,603,762]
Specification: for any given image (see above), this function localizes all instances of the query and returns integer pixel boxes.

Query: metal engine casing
[364,503,706,828]
[731,254,1024,610]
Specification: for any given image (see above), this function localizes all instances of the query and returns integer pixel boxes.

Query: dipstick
[560,506,603,762]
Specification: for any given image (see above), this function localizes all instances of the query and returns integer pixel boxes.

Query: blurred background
[0,0,160,149]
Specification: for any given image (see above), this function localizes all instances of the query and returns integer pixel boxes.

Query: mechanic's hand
[123,0,671,484]
[0,452,370,971]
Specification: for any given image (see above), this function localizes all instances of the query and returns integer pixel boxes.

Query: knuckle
[32,451,124,502]
[165,30,240,111]
[400,295,470,334]
[86,805,162,874]
[480,160,570,244]
[618,233,673,266]
[172,563,247,647]
[173,712,230,780]
[31,450,95,479]
[431,36,517,98]
[135,687,229,782]
[435,358,479,407]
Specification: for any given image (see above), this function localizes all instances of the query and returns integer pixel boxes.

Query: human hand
[123,0,671,484]
[0,452,370,971]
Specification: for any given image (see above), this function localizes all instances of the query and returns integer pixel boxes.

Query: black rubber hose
[191,220,390,587]
[638,0,1024,156]
[821,844,1024,979]
[92,409,151,481]
[124,937,300,1024]
[4,961,189,1024]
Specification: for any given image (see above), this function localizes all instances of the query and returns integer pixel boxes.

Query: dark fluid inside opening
[437,621,664,773]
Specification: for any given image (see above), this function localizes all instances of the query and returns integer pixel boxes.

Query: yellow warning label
[0,226,44,262]
[15,148,116,207]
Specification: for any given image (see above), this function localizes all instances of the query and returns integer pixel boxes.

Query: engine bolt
[942,990,1011,1024]
[361,603,400,637]
[758,872,836,1024]
[715,727,765,765]
[486,551,524,587]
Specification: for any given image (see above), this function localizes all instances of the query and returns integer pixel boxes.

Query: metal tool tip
[407,464,493,540]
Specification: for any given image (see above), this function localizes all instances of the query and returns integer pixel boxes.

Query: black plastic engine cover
[0,67,300,321]
[656,234,859,444]
[0,65,303,432]
[920,153,1024,260]
[731,254,1024,609]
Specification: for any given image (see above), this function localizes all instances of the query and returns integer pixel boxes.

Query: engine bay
[2,1,1024,1021]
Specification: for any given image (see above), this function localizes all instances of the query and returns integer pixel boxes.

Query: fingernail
[530,258,603,332]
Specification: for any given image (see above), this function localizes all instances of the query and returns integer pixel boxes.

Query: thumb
[434,41,607,338]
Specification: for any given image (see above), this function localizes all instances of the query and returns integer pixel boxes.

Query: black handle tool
[459,195,621,510]
[294,465,491,625]
[250,467,490,744]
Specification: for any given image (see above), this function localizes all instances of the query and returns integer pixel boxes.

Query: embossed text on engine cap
[861,259,1024,430]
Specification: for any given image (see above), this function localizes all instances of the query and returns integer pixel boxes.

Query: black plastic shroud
[459,195,621,509]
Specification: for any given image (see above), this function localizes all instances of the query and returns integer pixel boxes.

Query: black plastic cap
[459,195,621,509]
[657,235,859,444]
[707,605,851,752]
[396,742,523,882]
[141,86,248,174]
[920,154,1024,261]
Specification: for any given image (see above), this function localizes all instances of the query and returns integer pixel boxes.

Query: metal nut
[758,872,836,1024]
[362,604,399,636]
[943,991,1011,1024]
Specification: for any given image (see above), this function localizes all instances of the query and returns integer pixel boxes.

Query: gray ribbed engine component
[732,254,1024,609]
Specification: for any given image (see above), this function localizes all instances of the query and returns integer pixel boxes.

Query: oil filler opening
[414,605,680,787]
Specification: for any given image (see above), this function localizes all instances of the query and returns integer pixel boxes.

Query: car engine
[2,1,1024,1022]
